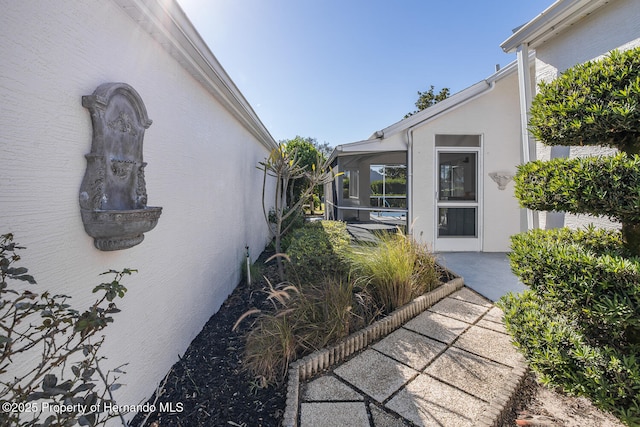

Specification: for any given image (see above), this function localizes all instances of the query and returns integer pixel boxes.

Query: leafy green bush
[501,228,640,424]
[285,220,351,284]
[370,178,406,195]
[515,154,640,223]
[504,46,640,426]
[500,290,640,425]
[349,229,440,313]
[268,207,305,253]
[529,47,640,155]
[0,233,133,426]
[509,227,640,347]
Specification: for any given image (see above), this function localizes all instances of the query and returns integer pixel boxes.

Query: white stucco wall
[409,70,523,252]
[533,0,640,231]
[1,0,274,418]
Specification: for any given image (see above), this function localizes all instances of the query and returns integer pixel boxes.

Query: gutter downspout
[406,128,414,235]
[516,44,539,230]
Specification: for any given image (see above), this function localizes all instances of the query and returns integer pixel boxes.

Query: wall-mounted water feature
[80,83,162,251]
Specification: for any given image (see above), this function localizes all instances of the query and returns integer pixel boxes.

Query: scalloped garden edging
[282,270,465,427]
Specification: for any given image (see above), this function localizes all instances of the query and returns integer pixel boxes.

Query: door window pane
[438,208,477,237]
[438,153,477,201]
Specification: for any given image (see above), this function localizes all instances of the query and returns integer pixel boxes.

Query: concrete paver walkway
[293,253,529,427]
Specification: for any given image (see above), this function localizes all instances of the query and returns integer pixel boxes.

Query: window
[342,170,359,199]
[370,164,407,208]
[435,134,481,147]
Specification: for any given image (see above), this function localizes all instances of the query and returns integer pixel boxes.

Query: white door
[434,148,482,251]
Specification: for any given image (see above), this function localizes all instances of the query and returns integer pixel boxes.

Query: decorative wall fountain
[79,83,162,251]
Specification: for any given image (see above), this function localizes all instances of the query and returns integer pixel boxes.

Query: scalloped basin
[81,207,162,251]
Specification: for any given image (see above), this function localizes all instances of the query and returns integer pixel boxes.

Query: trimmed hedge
[500,291,640,425]
[370,178,406,195]
[509,228,640,347]
[528,47,640,154]
[285,220,351,284]
[514,153,640,223]
[500,227,640,424]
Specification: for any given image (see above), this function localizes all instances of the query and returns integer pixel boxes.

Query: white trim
[434,140,483,252]
[113,0,277,150]
[501,0,611,53]
[326,60,519,165]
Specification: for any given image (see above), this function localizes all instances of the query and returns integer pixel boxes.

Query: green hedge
[269,207,305,252]
[285,220,351,284]
[370,178,406,195]
[500,291,640,425]
[515,153,640,223]
[528,47,640,154]
[509,227,640,347]
[501,227,640,424]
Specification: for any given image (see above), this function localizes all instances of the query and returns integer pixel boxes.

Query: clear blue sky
[176,0,555,147]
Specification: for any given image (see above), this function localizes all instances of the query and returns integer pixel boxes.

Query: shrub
[0,233,133,426]
[501,228,640,424]
[285,221,351,284]
[370,178,406,195]
[509,227,640,348]
[500,290,640,425]
[529,47,640,154]
[268,207,305,253]
[515,154,640,223]
[504,45,640,425]
[349,229,440,313]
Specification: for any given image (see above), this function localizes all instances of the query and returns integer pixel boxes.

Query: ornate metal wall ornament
[80,83,162,251]
[488,172,514,191]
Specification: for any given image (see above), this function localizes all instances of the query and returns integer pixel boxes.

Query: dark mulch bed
[130,250,286,427]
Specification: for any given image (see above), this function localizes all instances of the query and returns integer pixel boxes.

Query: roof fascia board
[379,60,519,139]
[113,0,277,150]
[380,81,489,138]
[501,0,611,53]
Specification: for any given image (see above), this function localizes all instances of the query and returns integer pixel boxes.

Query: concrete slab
[386,374,485,427]
[483,306,506,324]
[302,375,363,401]
[300,402,369,427]
[334,349,418,403]
[372,328,447,371]
[369,403,409,427]
[454,325,524,368]
[437,252,527,302]
[403,311,469,344]
[476,318,507,334]
[425,347,513,402]
[447,287,492,308]
[428,297,489,324]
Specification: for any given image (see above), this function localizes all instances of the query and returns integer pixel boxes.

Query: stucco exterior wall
[410,71,523,252]
[532,0,640,231]
[1,0,274,416]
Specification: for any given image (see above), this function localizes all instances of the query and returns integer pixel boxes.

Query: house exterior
[1,0,276,417]
[327,0,640,252]
[325,61,526,252]
[501,0,640,230]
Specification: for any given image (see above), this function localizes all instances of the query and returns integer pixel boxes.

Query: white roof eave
[378,59,518,139]
[112,0,278,150]
[327,59,519,162]
[500,0,611,53]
